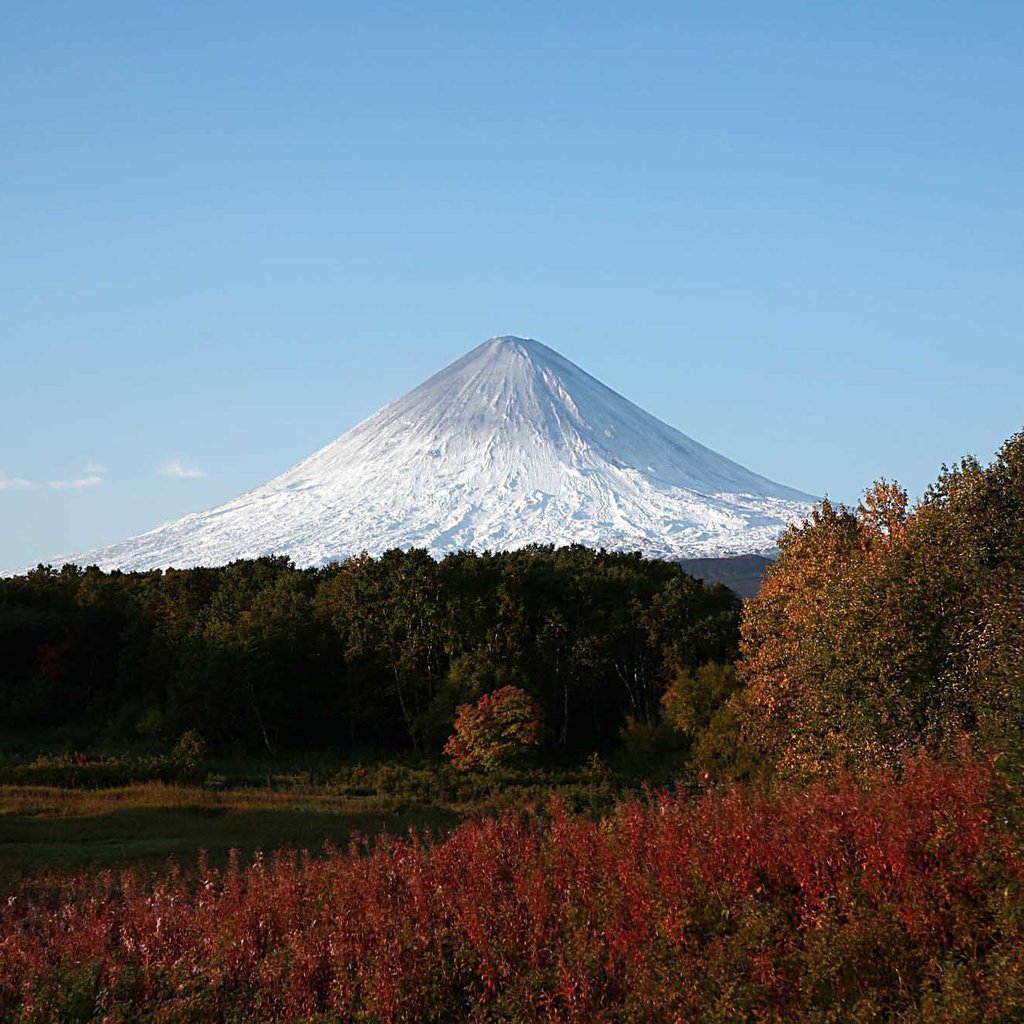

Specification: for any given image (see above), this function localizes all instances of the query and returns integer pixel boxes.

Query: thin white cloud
[48,474,103,490]
[47,462,107,490]
[2,462,108,493]
[160,458,207,479]
[0,471,36,491]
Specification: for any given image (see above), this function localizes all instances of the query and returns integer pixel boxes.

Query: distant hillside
[679,554,773,598]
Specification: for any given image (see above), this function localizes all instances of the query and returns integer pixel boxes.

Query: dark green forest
[0,545,739,762]
[6,426,1024,786]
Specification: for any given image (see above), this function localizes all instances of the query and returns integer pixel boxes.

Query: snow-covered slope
[50,336,817,570]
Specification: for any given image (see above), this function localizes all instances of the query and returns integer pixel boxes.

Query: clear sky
[2,1,1022,570]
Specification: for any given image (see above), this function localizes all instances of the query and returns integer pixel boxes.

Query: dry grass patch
[0,782,458,887]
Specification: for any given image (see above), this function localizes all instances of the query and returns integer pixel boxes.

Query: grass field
[0,781,459,886]
[0,758,630,888]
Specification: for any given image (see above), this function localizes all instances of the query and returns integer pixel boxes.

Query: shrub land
[1,755,1020,1023]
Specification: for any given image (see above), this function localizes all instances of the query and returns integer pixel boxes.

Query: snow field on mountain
[50,337,817,571]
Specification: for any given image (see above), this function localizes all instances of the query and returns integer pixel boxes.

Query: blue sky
[2,1,1022,569]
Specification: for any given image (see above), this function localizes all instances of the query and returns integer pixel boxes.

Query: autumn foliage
[736,431,1024,778]
[1,754,1021,1022]
[444,685,542,771]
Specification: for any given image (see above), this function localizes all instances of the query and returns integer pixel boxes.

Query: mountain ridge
[30,336,817,572]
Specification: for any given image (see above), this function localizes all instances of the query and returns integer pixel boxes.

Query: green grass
[0,756,644,889]
[0,782,459,887]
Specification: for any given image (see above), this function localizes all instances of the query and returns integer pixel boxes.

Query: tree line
[0,545,740,759]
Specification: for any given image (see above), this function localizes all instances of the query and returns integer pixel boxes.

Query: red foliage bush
[1,754,1021,1022]
[444,685,542,772]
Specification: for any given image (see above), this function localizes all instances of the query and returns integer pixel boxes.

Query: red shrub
[0,753,1020,1022]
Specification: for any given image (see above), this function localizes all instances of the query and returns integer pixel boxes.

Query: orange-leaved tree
[733,427,1024,782]
[444,685,542,772]
[733,469,992,779]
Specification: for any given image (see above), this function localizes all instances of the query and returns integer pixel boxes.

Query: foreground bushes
[1,754,1021,1023]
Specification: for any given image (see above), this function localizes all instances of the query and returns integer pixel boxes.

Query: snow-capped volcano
[52,336,816,570]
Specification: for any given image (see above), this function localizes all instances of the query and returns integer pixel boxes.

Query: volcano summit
[56,337,816,570]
